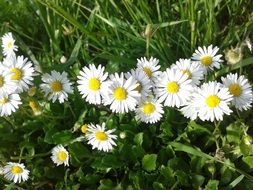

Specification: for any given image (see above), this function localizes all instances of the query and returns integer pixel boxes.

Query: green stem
[11,151,51,160]
[213,120,221,150]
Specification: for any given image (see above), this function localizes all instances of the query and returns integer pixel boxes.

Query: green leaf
[52,130,74,144]
[68,142,90,161]
[227,175,244,190]
[160,165,175,184]
[192,174,205,189]
[169,142,213,160]
[134,132,143,146]
[240,143,253,157]
[204,180,219,190]
[226,122,243,144]
[153,182,166,190]
[242,156,253,169]
[142,154,157,172]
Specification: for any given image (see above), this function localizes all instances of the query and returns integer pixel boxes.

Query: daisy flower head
[221,73,253,111]
[0,69,17,95]
[40,70,73,103]
[51,145,69,166]
[86,123,117,152]
[102,72,140,113]
[1,32,18,57]
[135,98,164,124]
[0,93,22,116]
[137,57,161,84]
[3,162,29,183]
[191,45,223,74]
[77,64,109,105]
[125,68,152,100]
[180,87,199,120]
[195,81,233,122]
[154,68,193,108]
[3,55,35,93]
[171,58,204,86]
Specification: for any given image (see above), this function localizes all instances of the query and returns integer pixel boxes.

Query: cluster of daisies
[1,122,117,184]
[1,32,253,184]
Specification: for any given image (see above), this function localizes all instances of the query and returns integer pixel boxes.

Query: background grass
[1,0,253,189]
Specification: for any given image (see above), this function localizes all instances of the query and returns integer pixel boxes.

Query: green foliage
[0,0,253,189]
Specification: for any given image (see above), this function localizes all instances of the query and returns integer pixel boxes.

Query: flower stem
[11,151,51,160]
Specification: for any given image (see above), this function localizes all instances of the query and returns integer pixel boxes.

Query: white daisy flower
[2,55,35,93]
[221,73,253,111]
[1,32,18,57]
[137,57,161,83]
[3,162,29,183]
[135,98,164,124]
[103,73,140,113]
[125,69,152,100]
[86,123,117,152]
[40,71,73,103]
[180,87,199,120]
[171,58,204,86]
[51,145,69,166]
[0,93,22,116]
[77,64,109,105]
[191,45,223,73]
[195,81,233,122]
[0,69,17,95]
[154,68,193,108]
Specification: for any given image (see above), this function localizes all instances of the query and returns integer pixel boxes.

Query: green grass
[1,0,253,189]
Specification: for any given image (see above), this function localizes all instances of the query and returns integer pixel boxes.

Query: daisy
[0,93,22,116]
[3,162,29,183]
[195,81,233,122]
[1,32,18,57]
[154,68,193,108]
[51,145,69,166]
[135,98,164,123]
[180,87,199,120]
[102,73,140,113]
[125,69,152,100]
[0,69,17,95]
[2,55,35,93]
[40,70,73,103]
[86,123,117,152]
[137,57,161,83]
[170,58,204,86]
[77,64,109,105]
[221,73,253,111]
[191,45,223,73]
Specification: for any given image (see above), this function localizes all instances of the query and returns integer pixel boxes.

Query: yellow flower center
[89,78,101,91]
[95,131,108,141]
[143,103,156,115]
[0,97,8,105]
[143,67,152,78]
[7,41,12,49]
[11,166,23,174]
[51,81,62,92]
[10,68,22,80]
[200,55,212,66]
[113,87,127,101]
[134,82,142,93]
[229,83,241,97]
[181,69,192,79]
[0,76,4,87]
[205,95,220,108]
[167,81,179,93]
[57,151,67,161]
[81,124,88,134]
